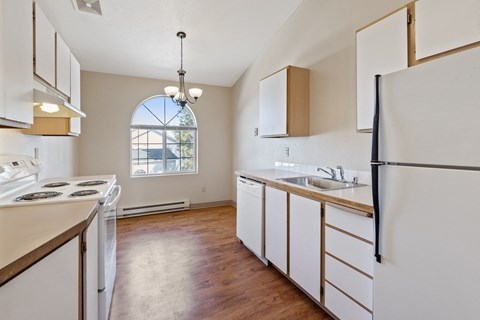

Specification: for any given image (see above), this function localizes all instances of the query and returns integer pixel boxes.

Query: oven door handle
[105,185,121,208]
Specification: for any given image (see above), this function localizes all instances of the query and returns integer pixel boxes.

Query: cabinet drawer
[325,226,373,276]
[325,282,372,320]
[325,204,373,242]
[325,254,372,310]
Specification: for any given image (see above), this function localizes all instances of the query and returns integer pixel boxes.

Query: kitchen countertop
[236,169,373,214]
[0,201,99,286]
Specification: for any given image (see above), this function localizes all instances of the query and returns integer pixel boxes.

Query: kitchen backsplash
[274,162,372,185]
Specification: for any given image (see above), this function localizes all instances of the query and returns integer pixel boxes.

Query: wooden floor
[110,206,332,320]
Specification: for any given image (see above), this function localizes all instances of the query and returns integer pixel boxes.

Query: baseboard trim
[190,200,236,210]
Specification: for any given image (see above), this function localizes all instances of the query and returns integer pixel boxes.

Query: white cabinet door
[356,8,408,131]
[56,33,71,97]
[85,214,99,320]
[265,186,288,273]
[416,0,480,60]
[0,0,32,125]
[70,53,81,134]
[34,2,55,86]
[0,237,79,320]
[259,68,287,137]
[289,194,321,302]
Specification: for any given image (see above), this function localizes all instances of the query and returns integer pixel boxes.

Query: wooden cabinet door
[356,8,408,132]
[265,186,288,273]
[34,2,55,86]
[56,33,71,97]
[415,0,480,60]
[0,237,79,320]
[259,68,288,137]
[70,53,81,134]
[289,194,321,302]
[1,0,32,125]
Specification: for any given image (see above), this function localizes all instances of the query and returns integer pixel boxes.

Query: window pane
[131,96,197,176]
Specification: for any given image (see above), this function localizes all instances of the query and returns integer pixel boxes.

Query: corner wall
[79,71,233,209]
[231,0,410,199]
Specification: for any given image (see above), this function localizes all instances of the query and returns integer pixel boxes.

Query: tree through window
[130,95,197,176]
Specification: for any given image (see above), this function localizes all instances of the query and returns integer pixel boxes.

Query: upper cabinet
[56,34,71,97]
[0,0,33,128]
[70,54,81,135]
[34,2,55,87]
[27,1,84,136]
[356,8,409,132]
[259,66,309,138]
[415,0,480,61]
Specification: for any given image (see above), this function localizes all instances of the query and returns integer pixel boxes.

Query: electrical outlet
[254,128,258,136]
[34,147,39,159]
[284,147,289,157]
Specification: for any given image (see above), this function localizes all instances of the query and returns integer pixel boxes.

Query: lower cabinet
[289,194,321,302]
[0,237,80,320]
[260,185,374,319]
[325,203,374,320]
[265,186,288,273]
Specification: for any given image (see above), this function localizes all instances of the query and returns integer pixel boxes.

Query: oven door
[98,185,121,320]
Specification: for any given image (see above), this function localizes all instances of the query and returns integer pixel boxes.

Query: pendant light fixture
[164,31,203,108]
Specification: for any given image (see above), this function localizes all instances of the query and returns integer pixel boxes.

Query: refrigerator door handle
[371,74,382,263]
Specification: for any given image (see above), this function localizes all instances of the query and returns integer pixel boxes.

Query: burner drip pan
[43,182,70,188]
[70,190,99,197]
[16,191,63,201]
[77,180,107,187]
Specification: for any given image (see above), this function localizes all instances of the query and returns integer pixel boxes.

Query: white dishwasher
[236,177,267,265]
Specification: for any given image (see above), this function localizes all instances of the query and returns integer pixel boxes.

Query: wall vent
[118,200,190,219]
[71,0,102,16]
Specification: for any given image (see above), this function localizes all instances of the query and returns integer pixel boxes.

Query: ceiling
[37,0,304,87]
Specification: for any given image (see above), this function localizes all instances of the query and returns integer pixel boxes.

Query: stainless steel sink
[277,176,366,191]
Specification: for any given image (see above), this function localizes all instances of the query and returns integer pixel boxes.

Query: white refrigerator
[371,46,480,320]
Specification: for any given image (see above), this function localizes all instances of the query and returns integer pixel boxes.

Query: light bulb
[40,103,59,113]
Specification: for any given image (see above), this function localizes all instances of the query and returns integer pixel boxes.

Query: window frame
[129,95,199,178]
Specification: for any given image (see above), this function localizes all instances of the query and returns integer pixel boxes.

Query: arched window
[130,95,197,176]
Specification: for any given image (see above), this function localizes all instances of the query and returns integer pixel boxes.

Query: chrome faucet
[337,166,345,182]
[317,167,337,180]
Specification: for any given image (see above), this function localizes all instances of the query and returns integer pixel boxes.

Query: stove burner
[43,182,70,188]
[77,180,107,187]
[15,191,63,201]
[70,190,99,197]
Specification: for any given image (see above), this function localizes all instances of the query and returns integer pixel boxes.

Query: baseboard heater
[118,200,190,218]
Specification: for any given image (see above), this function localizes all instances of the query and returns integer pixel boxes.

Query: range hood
[32,76,85,118]
[33,89,85,118]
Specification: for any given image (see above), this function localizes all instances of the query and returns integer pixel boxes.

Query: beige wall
[232,0,410,198]
[79,71,232,209]
[0,129,79,179]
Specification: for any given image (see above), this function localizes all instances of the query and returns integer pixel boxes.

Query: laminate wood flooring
[110,206,332,320]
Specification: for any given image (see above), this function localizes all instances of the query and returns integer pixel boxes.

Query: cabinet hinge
[81,241,87,253]
[320,285,324,296]
[407,13,412,25]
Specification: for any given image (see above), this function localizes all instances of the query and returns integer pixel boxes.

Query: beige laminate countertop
[0,201,99,286]
[236,169,373,214]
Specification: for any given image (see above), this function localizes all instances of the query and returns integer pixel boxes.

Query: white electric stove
[0,155,121,320]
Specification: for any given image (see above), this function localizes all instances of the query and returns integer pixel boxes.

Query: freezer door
[378,45,480,167]
[374,165,480,320]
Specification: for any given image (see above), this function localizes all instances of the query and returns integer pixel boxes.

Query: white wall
[79,71,232,209]
[0,129,79,179]
[232,0,411,199]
